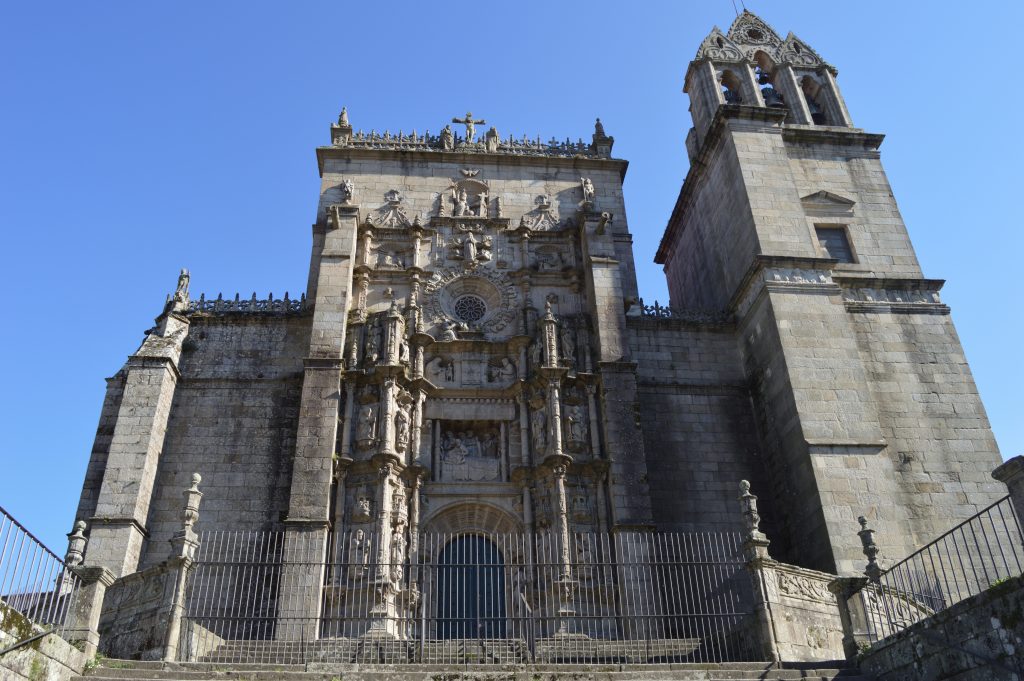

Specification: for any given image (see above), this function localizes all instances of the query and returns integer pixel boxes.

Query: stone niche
[436,420,508,483]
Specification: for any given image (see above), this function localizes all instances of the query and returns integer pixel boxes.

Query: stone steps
[75,660,873,681]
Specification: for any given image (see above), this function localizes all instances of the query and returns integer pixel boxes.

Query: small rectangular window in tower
[815,226,854,263]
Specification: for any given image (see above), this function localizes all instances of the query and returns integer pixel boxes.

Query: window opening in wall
[815,226,854,263]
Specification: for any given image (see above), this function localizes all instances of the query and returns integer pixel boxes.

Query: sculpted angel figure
[581,177,595,204]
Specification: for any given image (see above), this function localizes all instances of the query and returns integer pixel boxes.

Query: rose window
[453,294,487,323]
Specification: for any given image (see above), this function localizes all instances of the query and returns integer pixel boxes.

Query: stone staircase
[76,660,874,681]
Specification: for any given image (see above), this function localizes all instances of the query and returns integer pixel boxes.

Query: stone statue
[172,268,190,309]
[452,111,486,143]
[454,188,469,217]
[484,126,500,152]
[566,404,586,443]
[338,107,349,126]
[340,178,354,204]
[462,232,478,261]
[426,356,447,381]
[440,320,459,342]
[489,357,516,383]
[353,495,373,523]
[348,529,369,578]
[440,124,455,150]
[477,191,488,217]
[365,321,381,364]
[394,403,411,453]
[531,408,547,453]
[390,529,406,582]
[398,338,410,365]
[581,177,595,204]
[560,323,576,363]
[595,118,606,136]
[356,404,377,442]
[479,235,493,262]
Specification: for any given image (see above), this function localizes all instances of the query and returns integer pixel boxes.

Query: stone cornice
[316,145,629,181]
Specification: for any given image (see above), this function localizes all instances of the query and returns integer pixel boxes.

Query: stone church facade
[74,9,1005,605]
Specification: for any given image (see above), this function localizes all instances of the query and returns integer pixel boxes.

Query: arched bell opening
[753,51,785,109]
[719,68,744,105]
[800,75,829,125]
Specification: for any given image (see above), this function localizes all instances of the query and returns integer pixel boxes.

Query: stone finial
[738,480,770,562]
[592,118,614,157]
[858,515,882,583]
[182,473,203,531]
[65,520,88,567]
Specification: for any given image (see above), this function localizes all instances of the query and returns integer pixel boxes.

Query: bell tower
[657,11,1004,574]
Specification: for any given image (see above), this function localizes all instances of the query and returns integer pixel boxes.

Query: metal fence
[0,506,79,646]
[178,530,757,665]
[857,496,1024,641]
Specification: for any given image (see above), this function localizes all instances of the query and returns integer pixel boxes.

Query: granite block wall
[138,315,308,569]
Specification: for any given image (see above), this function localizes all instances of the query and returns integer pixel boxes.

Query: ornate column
[552,464,576,634]
[517,393,531,466]
[585,384,602,459]
[360,228,373,268]
[541,301,559,367]
[410,390,425,468]
[408,474,422,558]
[332,464,350,531]
[367,462,399,638]
[379,378,398,457]
[548,382,565,459]
[384,300,404,366]
[500,422,509,481]
[339,380,356,459]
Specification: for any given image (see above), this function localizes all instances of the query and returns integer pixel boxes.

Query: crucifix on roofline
[452,112,486,143]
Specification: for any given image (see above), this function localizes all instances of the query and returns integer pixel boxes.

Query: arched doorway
[436,535,506,639]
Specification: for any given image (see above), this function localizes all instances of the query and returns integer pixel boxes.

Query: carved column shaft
[499,422,508,481]
[410,390,424,467]
[333,468,349,530]
[548,382,564,459]
[380,378,398,457]
[522,485,534,533]
[409,476,421,558]
[552,466,571,579]
[776,64,812,124]
[595,472,609,533]
[517,395,531,466]
[432,420,441,481]
[586,385,601,458]
[339,381,356,458]
[347,323,363,369]
[374,465,395,576]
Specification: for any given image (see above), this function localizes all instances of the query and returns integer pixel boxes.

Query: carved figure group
[488,357,517,383]
[451,232,493,264]
[426,356,455,382]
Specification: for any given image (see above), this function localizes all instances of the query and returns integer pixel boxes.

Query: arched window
[801,76,829,125]
[720,69,743,105]
[754,52,785,108]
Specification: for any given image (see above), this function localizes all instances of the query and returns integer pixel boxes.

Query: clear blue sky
[2,1,1021,552]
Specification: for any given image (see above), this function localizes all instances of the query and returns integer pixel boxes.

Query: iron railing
[0,506,79,646]
[858,496,1023,641]
[178,530,757,665]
